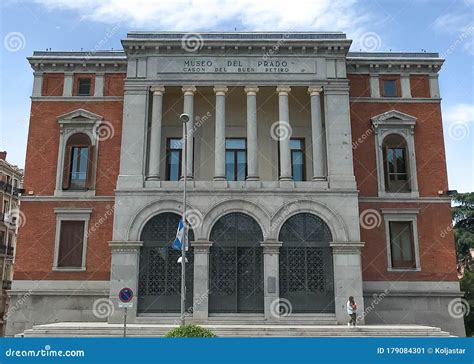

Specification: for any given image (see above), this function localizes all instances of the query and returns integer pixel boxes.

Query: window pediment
[370,110,417,131]
[57,108,103,127]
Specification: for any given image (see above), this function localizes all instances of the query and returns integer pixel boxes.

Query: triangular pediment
[371,109,417,128]
[57,108,103,124]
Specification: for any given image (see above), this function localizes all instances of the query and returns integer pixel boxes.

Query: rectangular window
[57,220,85,268]
[77,78,91,96]
[389,221,415,269]
[383,80,397,97]
[290,139,305,181]
[384,146,409,192]
[225,139,247,181]
[166,138,183,181]
[69,146,89,190]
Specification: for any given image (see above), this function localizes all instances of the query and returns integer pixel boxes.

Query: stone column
[245,86,260,181]
[276,86,292,181]
[429,74,440,98]
[192,240,212,322]
[108,241,143,324]
[116,85,149,189]
[32,71,43,97]
[182,86,196,179]
[308,86,325,180]
[324,85,357,189]
[261,239,282,320]
[213,86,228,181]
[63,72,74,97]
[94,73,104,97]
[401,74,411,98]
[331,242,365,325]
[369,74,380,98]
[148,86,165,180]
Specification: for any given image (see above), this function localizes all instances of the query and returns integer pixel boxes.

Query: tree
[453,192,474,336]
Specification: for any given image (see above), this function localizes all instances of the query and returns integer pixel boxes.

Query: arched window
[382,134,410,192]
[63,133,93,190]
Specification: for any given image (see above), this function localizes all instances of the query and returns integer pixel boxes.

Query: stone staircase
[20,322,451,337]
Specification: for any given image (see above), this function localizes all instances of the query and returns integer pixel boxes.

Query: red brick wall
[410,75,430,98]
[23,101,123,196]
[350,102,448,197]
[348,74,370,97]
[104,73,126,96]
[14,201,113,281]
[42,73,64,96]
[359,202,457,281]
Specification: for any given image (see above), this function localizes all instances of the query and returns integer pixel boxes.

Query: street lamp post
[179,113,190,326]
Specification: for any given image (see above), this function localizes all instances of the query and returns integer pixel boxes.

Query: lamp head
[180,113,190,123]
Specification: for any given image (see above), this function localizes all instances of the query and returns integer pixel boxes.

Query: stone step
[20,323,452,337]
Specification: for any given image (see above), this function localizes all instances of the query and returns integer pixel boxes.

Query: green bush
[165,324,217,338]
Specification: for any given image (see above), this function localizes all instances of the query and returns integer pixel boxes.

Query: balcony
[0,244,13,256]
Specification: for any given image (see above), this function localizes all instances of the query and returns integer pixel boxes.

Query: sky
[0,0,473,192]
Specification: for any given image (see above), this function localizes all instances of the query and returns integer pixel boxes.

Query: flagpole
[180,113,189,326]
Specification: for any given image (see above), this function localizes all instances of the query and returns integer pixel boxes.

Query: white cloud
[434,12,474,55]
[443,103,474,124]
[34,0,372,40]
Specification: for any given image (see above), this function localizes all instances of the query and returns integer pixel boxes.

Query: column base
[312,176,326,181]
[213,180,228,188]
[147,176,160,181]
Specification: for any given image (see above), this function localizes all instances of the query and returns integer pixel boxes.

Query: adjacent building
[6,32,465,336]
[0,151,23,334]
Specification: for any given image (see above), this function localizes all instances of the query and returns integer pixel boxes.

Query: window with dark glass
[290,139,305,181]
[63,133,93,191]
[383,134,410,192]
[278,138,306,181]
[225,139,246,181]
[166,138,183,181]
[77,78,91,96]
[57,220,85,268]
[383,80,397,97]
[389,221,416,269]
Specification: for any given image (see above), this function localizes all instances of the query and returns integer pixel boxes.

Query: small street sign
[119,287,133,303]
[118,302,133,309]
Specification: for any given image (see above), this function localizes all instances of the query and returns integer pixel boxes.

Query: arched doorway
[137,212,194,313]
[209,212,264,313]
[278,213,335,313]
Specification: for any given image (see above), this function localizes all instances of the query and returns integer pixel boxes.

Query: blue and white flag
[172,218,185,251]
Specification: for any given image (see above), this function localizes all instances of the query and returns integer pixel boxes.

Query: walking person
[347,296,357,327]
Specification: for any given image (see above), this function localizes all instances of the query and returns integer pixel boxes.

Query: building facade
[0,151,23,334]
[6,32,465,336]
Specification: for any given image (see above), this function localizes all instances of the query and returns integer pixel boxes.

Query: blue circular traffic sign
[119,287,133,303]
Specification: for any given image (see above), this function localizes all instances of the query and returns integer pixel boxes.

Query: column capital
[244,86,259,95]
[151,85,165,96]
[260,239,283,254]
[182,85,197,95]
[213,85,228,95]
[276,85,291,95]
[330,241,365,254]
[308,86,323,96]
[191,240,213,253]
